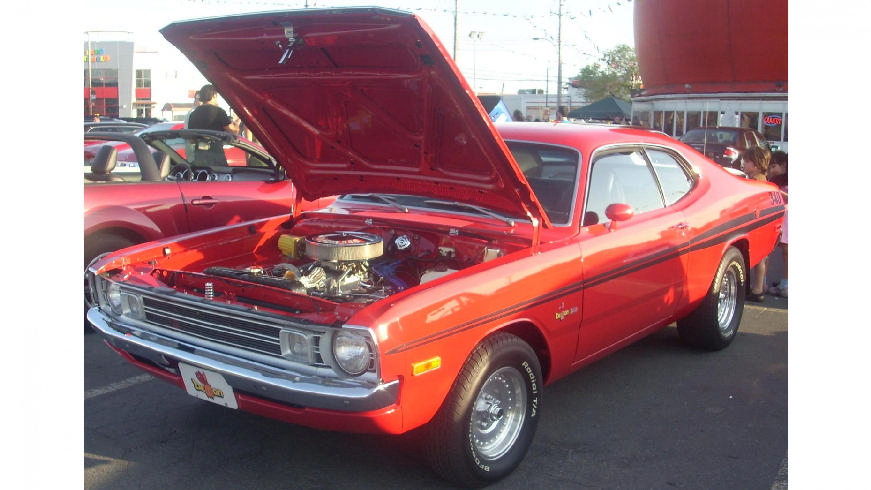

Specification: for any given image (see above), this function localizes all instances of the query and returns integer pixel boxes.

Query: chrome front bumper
[87,308,399,412]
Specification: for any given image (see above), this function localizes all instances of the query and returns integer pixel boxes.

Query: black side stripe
[385,205,785,355]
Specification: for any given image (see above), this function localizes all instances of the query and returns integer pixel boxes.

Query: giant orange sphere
[633,0,787,96]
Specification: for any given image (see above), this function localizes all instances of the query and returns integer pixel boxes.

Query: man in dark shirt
[186,84,240,165]
[187,84,240,133]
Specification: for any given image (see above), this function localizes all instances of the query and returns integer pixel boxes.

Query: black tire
[425,333,541,488]
[677,246,746,350]
[84,234,137,330]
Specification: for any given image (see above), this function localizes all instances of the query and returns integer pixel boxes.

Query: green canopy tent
[566,96,631,121]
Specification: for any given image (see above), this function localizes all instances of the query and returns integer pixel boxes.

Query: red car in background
[84,121,182,172]
[83,120,151,151]
[84,128,334,312]
[87,8,784,487]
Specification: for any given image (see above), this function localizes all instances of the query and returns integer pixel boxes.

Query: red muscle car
[86,8,784,487]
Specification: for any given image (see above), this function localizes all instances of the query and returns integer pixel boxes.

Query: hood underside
[161,7,548,226]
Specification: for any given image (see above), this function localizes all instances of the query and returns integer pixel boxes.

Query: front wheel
[677,246,746,350]
[425,333,541,488]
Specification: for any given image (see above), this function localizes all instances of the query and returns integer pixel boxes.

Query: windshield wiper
[351,194,408,213]
[423,200,515,227]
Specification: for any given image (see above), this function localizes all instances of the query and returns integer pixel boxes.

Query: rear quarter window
[646,149,694,205]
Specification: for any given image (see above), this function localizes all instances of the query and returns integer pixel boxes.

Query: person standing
[186,84,240,134]
[741,147,771,302]
[183,91,202,128]
[767,151,788,297]
[186,84,241,165]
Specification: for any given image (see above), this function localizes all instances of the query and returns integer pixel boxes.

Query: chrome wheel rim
[717,266,738,334]
[471,366,526,460]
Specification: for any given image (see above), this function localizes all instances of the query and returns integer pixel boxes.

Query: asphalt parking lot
[84,292,787,489]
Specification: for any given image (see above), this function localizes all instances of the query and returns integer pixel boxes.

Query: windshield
[341,142,580,226]
[85,129,275,183]
[145,132,273,169]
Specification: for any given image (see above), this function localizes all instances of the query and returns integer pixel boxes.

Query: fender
[364,242,579,431]
[84,204,184,244]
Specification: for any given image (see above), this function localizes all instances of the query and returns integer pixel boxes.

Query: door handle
[191,197,219,206]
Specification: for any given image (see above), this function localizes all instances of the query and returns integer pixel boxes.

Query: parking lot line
[85,374,153,400]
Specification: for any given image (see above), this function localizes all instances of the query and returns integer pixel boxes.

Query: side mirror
[605,203,634,231]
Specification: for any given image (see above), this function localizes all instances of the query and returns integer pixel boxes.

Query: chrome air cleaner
[304,232,384,262]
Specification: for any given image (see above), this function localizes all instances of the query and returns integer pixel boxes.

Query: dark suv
[680,127,770,168]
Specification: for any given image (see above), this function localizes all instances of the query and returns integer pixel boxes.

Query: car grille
[141,294,326,366]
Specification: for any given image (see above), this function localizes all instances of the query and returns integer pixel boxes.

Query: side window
[646,149,694,205]
[584,150,664,226]
[246,150,271,168]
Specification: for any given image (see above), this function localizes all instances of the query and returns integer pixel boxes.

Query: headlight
[122,293,146,320]
[95,276,145,320]
[333,331,371,376]
[107,282,123,315]
[280,330,313,363]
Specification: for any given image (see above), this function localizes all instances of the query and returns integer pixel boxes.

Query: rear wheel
[425,333,541,487]
[677,246,746,350]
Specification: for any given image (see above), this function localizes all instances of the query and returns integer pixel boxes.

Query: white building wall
[630,92,789,150]
[499,86,587,121]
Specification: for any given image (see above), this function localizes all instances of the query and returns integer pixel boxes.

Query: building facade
[84,40,153,119]
[630,92,788,150]
[499,87,587,122]
[84,35,208,121]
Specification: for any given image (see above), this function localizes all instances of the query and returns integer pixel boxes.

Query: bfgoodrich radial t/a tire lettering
[425,332,541,487]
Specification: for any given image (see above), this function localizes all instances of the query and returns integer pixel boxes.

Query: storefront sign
[84,48,110,62]
[763,115,783,126]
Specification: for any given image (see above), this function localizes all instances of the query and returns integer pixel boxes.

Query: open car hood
[161,7,548,227]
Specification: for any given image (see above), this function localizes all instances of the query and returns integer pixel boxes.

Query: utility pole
[87,31,93,116]
[453,0,458,60]
[556,0,564,118]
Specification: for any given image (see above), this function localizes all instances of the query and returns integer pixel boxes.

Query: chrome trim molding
[88,308,399,412]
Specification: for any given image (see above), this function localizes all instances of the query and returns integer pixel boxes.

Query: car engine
[198,230,489,305]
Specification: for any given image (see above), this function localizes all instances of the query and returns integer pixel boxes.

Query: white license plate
[179,363,238,409]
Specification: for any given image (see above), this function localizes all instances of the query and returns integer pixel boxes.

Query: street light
[469,31,484,93]
[533,35,561,121]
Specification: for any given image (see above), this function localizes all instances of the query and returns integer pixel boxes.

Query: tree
[570,44,641,102]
